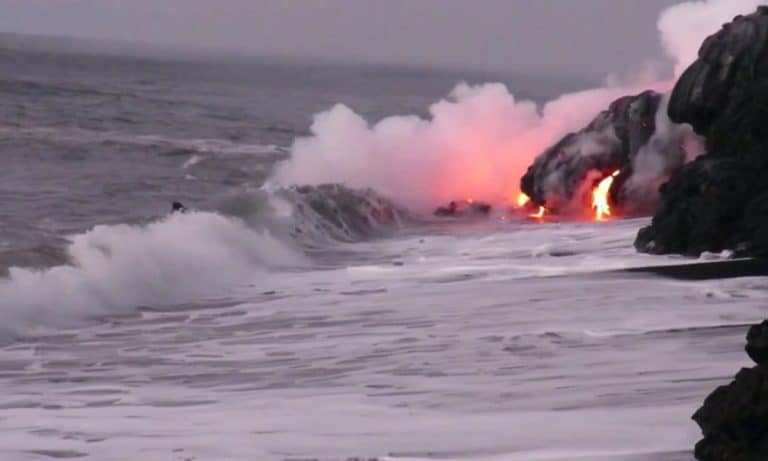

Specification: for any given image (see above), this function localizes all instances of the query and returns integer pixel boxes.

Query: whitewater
[1,1,767,459]
[1,213,764,461]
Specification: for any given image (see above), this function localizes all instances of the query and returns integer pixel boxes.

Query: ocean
[0,45,763,461]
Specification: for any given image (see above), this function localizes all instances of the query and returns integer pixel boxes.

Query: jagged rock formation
[693,320,768,461]
[520,90,664,215]
[636,7,768,256]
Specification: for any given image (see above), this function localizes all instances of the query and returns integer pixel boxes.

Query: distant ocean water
[0,45,762,461]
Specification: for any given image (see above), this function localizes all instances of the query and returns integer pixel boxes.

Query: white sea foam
[0,211,304,338]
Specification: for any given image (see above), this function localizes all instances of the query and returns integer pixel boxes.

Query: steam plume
[274,0,763,213]
[659,0,768,77]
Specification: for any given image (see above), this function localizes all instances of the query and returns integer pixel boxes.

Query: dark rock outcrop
[433,200,492,218]
[693,320,768,461]
[668,7,768,161]
[636,7,768,256]
[521,90,665,215]
[746,321,768,366]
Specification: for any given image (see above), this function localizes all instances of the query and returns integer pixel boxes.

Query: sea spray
[0,211,304,338]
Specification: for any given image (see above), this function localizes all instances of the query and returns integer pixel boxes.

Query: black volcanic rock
[668,7,768,160]
[635,156,762,256]
[747,321,768,365]
[637,7,768,256]
[692,322,768,461]
[520,90,663,214]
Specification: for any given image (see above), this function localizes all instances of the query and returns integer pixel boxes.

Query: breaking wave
[0,184,406,340]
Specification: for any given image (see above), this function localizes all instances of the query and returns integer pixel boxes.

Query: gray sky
[0,0,682,78]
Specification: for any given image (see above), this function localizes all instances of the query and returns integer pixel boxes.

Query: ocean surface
[0,45,764,461]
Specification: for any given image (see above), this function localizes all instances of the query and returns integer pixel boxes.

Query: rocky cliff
[636,7,768,256]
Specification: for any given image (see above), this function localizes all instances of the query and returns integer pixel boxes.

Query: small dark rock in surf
[434,201,459,217]
[433,201,492,218]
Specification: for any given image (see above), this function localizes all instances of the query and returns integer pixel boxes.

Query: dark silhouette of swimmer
[171,201,187,213]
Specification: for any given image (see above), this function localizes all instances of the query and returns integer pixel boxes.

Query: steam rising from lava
[659,0,768,77]
[275,82,647,211]
[274,0,761,218]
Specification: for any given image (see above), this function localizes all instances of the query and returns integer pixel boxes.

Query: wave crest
[0,211,304,339]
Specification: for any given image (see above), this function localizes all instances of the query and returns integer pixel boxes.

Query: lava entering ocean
[516,168,622,222]
[530,206,546,220]
[516,193,531,208]
[516,193,547,219]
[592,170,620,221]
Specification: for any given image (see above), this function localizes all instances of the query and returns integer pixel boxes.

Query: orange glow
[516,193,531,208]
[592,170,620,221]
[531,206,546,219]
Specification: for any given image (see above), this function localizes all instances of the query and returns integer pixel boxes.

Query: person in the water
[171,201,188,213]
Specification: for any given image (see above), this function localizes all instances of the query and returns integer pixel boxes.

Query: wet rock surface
[746,321,768,365]
[693,320,768,461]
[520,90,665,214]
[636,7,768,257]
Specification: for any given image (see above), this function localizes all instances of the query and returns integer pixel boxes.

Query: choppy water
[0,44,763,461]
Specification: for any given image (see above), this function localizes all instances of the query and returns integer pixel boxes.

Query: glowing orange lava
[516,193,531,208]
[515,193,546,219]
[592,170,620,221]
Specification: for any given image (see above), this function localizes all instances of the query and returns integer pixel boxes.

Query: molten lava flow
[516,193,531,208]
[592,170,620,221]
[515,193,545,219]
